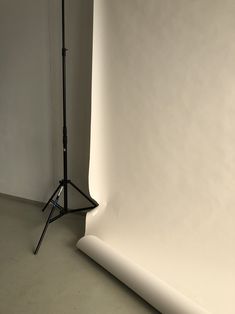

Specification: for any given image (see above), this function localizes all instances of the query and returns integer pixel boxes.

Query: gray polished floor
[0,195,159,314]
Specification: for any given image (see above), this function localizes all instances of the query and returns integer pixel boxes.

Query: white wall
[0,0,93,204]
[0,0,53,201]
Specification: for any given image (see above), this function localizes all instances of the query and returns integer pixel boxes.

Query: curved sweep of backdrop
[78,1,235,313]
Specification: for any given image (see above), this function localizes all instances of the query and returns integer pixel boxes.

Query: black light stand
[34,0,98,255]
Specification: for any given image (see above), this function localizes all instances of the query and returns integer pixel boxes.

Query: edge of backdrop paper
[77,235,209,314]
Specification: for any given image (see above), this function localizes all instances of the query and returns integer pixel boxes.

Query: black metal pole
[34,0,98,254]
[62,0,68,211]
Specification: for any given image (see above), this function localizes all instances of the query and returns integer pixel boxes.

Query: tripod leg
[34,205,56,254]
[69,181,98,207]
[34,186,64,255]
[42,183,62,212]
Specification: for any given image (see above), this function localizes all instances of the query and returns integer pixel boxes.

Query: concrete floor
[0,195,159,314]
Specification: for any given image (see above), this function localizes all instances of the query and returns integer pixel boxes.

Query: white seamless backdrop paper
[77,1,235,313]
